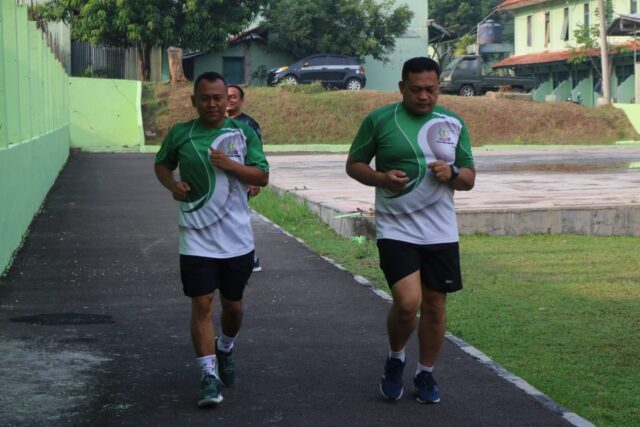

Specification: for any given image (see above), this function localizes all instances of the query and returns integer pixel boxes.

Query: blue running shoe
[414,371,440,403]
[198,374,223,407]
[380,357,405,400]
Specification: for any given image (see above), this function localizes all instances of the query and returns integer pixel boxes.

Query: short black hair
[228,84,245,99]
[194,72,226,93]
[402,57,440,81]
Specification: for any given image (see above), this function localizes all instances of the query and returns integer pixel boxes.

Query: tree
[261,0,413,62]
[429,0,504,36]
[32,0,264,81]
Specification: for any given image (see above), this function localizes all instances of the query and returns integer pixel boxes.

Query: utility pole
[597,0,611,105]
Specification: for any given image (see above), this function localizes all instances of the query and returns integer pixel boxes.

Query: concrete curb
[270,186,640,238]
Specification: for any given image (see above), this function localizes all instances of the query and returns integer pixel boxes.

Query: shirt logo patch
[226,140,241,159]
[436,128,454,145]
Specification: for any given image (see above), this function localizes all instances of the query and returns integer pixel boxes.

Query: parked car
[439,55,536,96]
[267,54,366,90]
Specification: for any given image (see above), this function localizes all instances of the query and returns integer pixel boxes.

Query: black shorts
[377,239,462,293]
[179,251,254,300]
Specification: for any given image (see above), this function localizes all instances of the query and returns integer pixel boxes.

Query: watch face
[450,165,459,180]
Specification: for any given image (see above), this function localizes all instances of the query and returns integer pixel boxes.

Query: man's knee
[192,294,214,319]
[392,296,420,321]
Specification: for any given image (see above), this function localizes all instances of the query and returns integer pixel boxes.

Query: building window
[545,12,551,47]
[584,3,590,28]
[632,0,638,14]
[616,64,634,84]
[571,69,590,89]
[553,71,570,89]
[527,15,533,47]
[561,8,570,41]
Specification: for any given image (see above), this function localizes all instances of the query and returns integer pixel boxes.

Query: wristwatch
[449,164,459,181]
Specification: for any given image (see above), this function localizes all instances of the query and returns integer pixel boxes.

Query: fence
[72,41,164,82]
[1,0,70,274]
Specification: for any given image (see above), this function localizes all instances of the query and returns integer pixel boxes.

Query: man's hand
[171,182,191,201]
[210,148,235,171]
[428,160,453,183]
[382,169,410,193]
[248,185,261,198]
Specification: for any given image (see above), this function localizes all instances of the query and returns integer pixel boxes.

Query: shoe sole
[415,389,440,404]
[198,395,223,406]
[380,383,403,401]
[252,267,262,272]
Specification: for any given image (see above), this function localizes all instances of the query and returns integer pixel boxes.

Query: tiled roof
[497,0,551,11]
[493,41,640,67]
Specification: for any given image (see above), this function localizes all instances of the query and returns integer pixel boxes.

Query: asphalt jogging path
[0,153,584,427]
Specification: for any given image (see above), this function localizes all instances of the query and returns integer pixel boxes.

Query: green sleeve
[454,120,474,168]
[349,115,377,163]
[155,127,178,170]
[245,127,269,173]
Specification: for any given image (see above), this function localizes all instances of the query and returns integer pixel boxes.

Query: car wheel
[282,75,298,85]
[459,85,475,96]
[346,78,362,91]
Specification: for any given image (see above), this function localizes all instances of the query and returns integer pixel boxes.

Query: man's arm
[345,155,409,193]
[210,149,269,187]
[427,160,475,191]
[154,164,191,201]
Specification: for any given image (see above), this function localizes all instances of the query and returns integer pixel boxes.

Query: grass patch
[251,187,640,427]
[141,83,639,147]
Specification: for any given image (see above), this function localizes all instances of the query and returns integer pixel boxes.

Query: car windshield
[443,58,462,71]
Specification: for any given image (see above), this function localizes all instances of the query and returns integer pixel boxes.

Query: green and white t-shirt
[349,103,474,245]
[155,118,269,258]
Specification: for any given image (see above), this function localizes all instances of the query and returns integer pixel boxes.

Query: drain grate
[10,313,115,325]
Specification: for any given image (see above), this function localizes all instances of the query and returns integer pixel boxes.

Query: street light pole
[597,0,611,105]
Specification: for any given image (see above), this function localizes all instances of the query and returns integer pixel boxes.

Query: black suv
[267,54,366,90]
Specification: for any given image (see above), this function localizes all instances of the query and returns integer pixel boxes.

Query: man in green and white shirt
[154,72,269,406]
[346,57,475,404]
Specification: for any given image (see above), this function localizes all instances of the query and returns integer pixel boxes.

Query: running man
[227,84,263,272]
[345,57,475,403]
[154,72,269,406]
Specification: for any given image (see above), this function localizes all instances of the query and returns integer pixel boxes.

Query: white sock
[217,333,236,353]
[197,355,217,378]
[415,363,433,376]
[388,347,406,362]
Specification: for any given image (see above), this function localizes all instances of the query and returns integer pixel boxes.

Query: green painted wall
[365,0,429,91]
[0,129,69,273]
[1,1,70,274]
[68,78,144,151]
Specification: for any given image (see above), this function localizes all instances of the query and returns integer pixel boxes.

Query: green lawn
[250,187,640,427]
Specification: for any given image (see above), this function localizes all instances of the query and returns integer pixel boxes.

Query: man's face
[191,79,227,127]
[399,70,439,116]
[226,86,244,117]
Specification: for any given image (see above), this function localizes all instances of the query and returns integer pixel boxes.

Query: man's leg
[191,293,216,357]
[190,293,223,406]
[216,295,244,386]
[387,271,422,352]
[380,270,422,400]
[220,296,243,338]
[413,287,446,403]
[417,288,447,366]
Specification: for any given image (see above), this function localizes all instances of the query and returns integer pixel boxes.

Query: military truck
[439,55,536,96]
